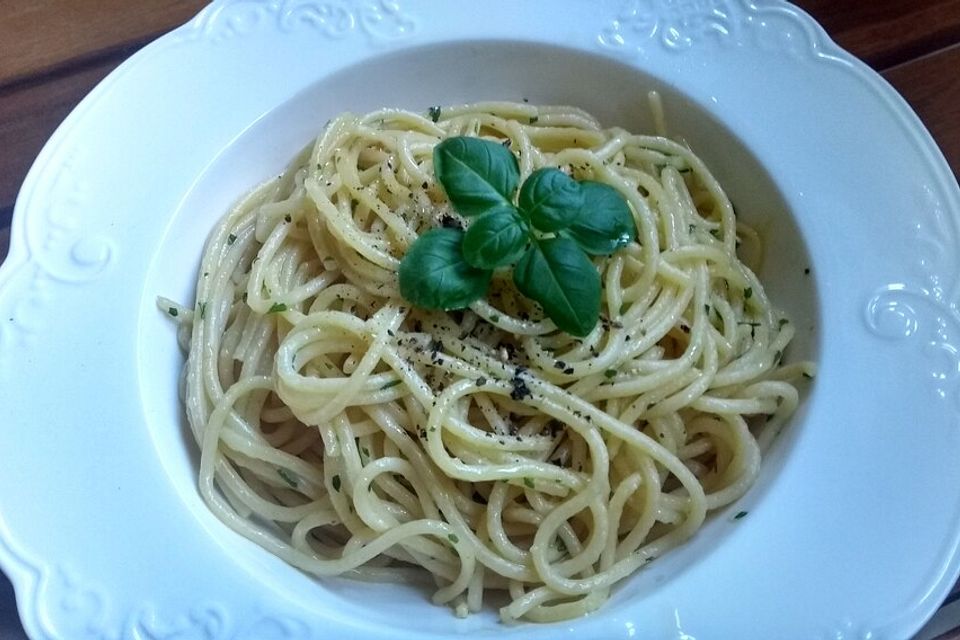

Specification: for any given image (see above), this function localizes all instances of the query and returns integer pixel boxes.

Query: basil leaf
[433,137,519,216]
[513,238,600,337]
[462,206,529,269]
[518,168,583,232]
[565,181,637,255]
[399,228,491,310]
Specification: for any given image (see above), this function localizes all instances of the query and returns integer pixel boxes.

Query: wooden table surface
[0,1,958,638]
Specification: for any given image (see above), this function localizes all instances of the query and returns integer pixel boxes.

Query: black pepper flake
[803,267,811,275]
[554,360,567,370]
[734,510,748,520]
[428,105,441,122]
[563,367,574,375]
[284,214,292,223]
[440,214,462,229]
[510,371,531,401]
[476,377,487,387]
[227,234,237,245]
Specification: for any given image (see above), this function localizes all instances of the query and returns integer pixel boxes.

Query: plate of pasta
[1,1,959,639]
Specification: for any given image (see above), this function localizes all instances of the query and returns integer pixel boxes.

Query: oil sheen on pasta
[165,100,813,622]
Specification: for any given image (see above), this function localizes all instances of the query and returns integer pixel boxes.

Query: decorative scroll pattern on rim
[21,566,312,639]
[0,150,115,380]
[187,0,417,44]
[599,0,836,59]
[865,183,960,404]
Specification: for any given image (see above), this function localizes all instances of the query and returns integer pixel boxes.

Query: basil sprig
[398,136,637,337]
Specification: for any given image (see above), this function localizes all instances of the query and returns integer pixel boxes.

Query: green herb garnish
[268,302,288,314]
[733,510,748,520]
[523,477,535,489]
[398,136,637,336]
[331,474,341,492]
[380,379,403,390]
[447,533,459,544]
[277,468,298,488]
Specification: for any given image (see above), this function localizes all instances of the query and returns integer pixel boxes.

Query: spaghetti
[163,100,813,622]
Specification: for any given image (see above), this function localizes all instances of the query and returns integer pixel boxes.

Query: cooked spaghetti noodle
[162,100,812,622]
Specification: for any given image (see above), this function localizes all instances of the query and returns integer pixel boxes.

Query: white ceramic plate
[2,1,959,638]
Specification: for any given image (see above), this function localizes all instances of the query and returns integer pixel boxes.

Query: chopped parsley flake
[277,468,298,488]
[380,379,402,390]
[447,533,459,544]
[332,474,341,492]
[167,307,178,317]
[268,302,288,313]
[734,510,748,520]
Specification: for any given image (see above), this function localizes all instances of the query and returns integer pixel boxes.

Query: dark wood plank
[795,0,960,70]
[883,44,960,180]
[0,0,205,89]
[935,626,960,639]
